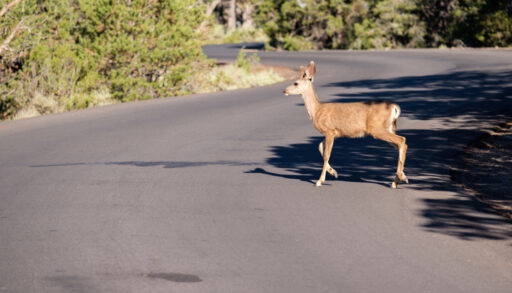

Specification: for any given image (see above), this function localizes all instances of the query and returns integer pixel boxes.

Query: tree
[204,0,258,31]
[350,0,425,49]
[198,0,222,30]
[240,0,256,29]
[226,0,236,30]
[255,0,425,50]
[418,0,512,47]
[417,0,458,46]
[255,0,341,50]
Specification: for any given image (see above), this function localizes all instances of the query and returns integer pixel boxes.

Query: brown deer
[283,61,408,188]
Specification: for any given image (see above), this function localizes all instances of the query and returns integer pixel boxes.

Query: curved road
[1,46,511,292]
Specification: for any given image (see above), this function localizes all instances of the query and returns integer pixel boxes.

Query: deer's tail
[390,104,401,133]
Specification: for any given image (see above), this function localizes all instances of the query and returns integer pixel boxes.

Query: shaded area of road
[453,121,512,219]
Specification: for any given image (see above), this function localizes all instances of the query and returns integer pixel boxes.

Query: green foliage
[255,0,511,50]
[455,0,512,47]
[1,0,207,119]
[350,0,425,49]
[255,0,329,50]
[235,49,250,72]
[235,48,261,73]
[255,0,425,50]
[2,0,511,119]
[415,0,512,47]
[76,0,207,100]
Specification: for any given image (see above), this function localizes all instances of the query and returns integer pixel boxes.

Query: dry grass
[11,62,289,120]
[195,63,285,94]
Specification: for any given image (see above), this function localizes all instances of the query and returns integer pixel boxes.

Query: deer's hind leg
[372,131,408,188]
[319,139,338,179]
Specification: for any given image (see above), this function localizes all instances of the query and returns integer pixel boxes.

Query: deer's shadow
[255,127,474,192]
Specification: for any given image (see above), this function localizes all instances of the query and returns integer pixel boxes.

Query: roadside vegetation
[0,0,283,120]
[206,0,512,50]
[1,0,511,120]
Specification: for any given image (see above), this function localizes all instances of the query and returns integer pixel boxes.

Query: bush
[255,0,425,50]
[0,0,208,119]
[350,0,425,49]
[235,48,260,72]
[255,0,511,50]
[417,0,512,47]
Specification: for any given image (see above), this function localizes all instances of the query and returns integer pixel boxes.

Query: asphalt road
[1,46,511,293]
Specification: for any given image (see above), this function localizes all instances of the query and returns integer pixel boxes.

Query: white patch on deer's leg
[391,176,400,189]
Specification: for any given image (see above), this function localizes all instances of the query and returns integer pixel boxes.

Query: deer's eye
[294,82,299,86]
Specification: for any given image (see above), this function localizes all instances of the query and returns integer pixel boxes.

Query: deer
[283,61,408,188]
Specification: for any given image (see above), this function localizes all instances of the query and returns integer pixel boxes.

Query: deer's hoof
[391,182,397,189]
[315,180,323,187]
[328,168,338,179]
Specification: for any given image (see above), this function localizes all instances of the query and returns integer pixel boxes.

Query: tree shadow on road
[252,69,512,241]
[324,70,512,123]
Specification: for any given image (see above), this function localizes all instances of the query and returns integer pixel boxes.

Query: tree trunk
[198,0,222,30]
[226,0,236,30]
[241,1,255,30]
[205,0,222,17]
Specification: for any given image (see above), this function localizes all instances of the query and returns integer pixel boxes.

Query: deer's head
[283,61,316,96]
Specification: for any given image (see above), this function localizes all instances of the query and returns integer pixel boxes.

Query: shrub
[0,0,208,119]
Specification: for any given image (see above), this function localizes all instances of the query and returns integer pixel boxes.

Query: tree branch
[0,19,26,55]
[0,0,23,19]
[198,0,222,31]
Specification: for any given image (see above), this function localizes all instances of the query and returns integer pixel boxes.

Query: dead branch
[0,19,26,55]
[0,0,23,19]
[198,0,222,31]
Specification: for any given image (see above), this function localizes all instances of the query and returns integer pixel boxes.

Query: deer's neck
[302,85,321,120]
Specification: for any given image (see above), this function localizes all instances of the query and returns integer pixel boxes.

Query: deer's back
[314,101,397,138]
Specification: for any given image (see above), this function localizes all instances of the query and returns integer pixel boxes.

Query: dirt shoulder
[453,121,512,219]
[265,65,297,80]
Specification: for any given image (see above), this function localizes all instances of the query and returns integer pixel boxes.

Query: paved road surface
[1,46,511,292]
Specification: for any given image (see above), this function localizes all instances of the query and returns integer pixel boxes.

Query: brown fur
[283,61,408,188]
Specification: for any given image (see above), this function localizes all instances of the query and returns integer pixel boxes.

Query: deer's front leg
[319,140,338,179]
[316,135,334,187]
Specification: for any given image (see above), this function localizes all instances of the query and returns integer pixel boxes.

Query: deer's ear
[299,66,305,79]
[306,61,316,77]
[303,61,315,82]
